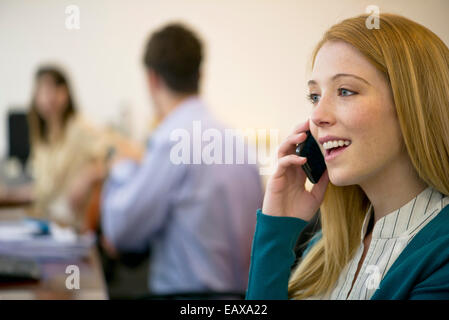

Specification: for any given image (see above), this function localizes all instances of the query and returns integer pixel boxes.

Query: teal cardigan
[246,204,449,300]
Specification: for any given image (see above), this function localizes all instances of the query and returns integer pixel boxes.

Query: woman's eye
[308,93,320,104]
[338,88,357,97]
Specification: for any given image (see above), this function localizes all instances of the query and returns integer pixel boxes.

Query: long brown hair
[28,66,77,145]
[288,13,449,299]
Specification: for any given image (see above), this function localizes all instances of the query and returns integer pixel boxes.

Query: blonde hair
[288,13,449,299]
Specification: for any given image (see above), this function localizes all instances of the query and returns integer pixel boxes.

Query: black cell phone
[295,130,326,184]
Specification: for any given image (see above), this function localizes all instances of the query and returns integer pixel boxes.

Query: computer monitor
[8,110,30,167]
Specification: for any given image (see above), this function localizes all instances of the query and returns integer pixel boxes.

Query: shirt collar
[361,186,445,240]
[147,95,203,148]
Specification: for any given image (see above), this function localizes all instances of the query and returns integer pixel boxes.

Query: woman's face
[35,74,69,121]
[309,40,405,186]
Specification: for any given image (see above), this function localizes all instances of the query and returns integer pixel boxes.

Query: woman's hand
[67,160,105,214]
[262,120,329,221]
[106,132,144,169]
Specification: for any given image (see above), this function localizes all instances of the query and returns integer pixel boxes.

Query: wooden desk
[0,247,108,300]
[0,198,31,208]
[0,188,32,209]
[0,207,108,300]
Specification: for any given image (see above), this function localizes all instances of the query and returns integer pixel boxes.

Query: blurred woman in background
[28,66,110,232]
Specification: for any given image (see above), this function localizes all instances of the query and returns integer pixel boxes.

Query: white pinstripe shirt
[316,186,449,300]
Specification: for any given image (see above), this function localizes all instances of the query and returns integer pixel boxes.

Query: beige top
[31,114,109,230]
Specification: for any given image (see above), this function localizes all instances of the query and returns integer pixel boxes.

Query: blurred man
[101,23,263,296]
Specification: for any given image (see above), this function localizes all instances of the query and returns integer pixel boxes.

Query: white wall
[1,0,448,156]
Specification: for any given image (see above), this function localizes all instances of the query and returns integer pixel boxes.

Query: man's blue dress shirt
[101,97,264,294]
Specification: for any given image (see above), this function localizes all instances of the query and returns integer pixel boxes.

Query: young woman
[246,13,449,300]
[27,66,111,232]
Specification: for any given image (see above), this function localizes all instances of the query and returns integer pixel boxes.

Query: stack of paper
[0,219,95,260]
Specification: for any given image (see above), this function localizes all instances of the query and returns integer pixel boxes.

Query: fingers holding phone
[262,120,329,221]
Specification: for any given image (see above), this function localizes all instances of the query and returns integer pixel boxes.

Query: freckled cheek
[336,107,381,159]
[344,107,400,167]
[339,108,376,141]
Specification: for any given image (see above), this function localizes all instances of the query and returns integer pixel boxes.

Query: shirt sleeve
[246,209,308,300]
[409,256,449,300]
[70,115,110,163]
[101,141,184,252]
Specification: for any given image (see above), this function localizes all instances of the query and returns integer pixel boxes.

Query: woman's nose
[310,96,335,127]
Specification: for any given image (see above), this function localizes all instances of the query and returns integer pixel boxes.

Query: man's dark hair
[143,23,203,94]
